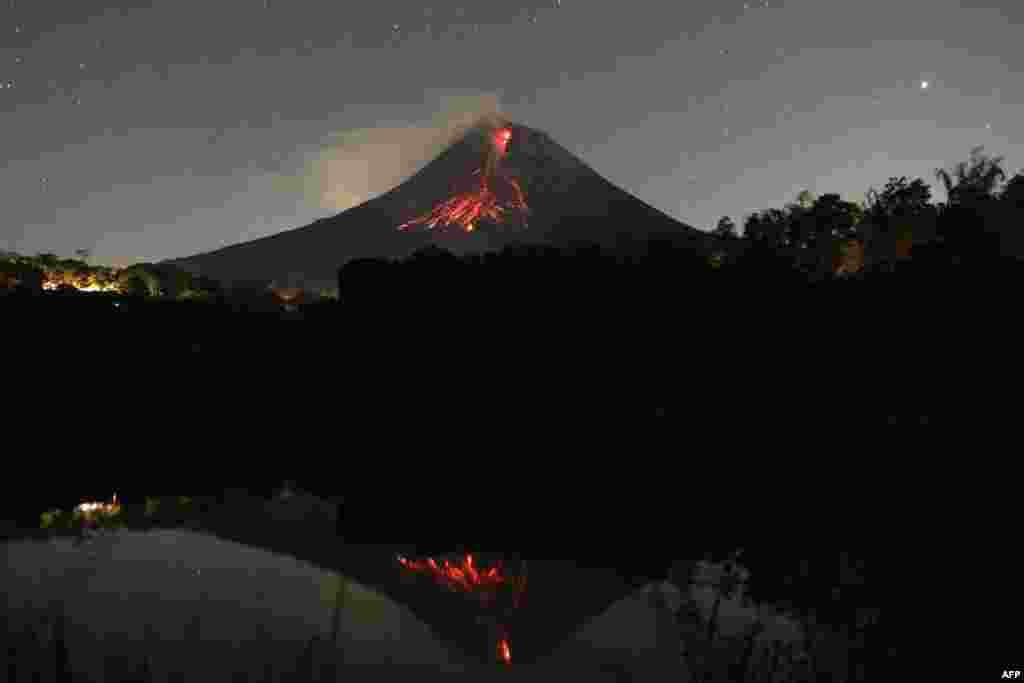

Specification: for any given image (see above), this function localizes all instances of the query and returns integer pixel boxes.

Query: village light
[73,493,122,530]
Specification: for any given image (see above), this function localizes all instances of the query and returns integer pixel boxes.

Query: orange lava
[397,552,527,665]
[498,637,512,665]
[398,174,528,233]
[398,127,529,234]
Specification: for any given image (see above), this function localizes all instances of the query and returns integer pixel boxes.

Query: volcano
[165,120,711,292]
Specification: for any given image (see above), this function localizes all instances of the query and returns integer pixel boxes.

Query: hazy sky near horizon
[2,0,1022,266]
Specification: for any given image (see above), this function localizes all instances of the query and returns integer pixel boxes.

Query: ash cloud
[299,93,506,213]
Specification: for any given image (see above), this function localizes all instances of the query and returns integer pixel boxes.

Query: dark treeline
[3,145,1021,429]
[330,146,1023,423]
[339,146,1024,312]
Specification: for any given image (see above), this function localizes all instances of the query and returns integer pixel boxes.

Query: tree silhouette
[934,146,1009,263]
[743,209,787,248]
[863,176,936,268]
[991,170,1024,259]
[35,252,59,270]
[866,177,932,219]
[712,216,738,239]
[773,193,863,279]
[117,265,161,297]
[796,189,816,210]
[935,145,1006,207]
[119,274,149,297]
[809,194,863,240]
[1000,171,1024,209]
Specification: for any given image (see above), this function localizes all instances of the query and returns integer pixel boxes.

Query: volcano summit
[166,120,710,292]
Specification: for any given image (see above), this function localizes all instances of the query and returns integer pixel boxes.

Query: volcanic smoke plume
[164,117,709,292]
[398,125,529,234]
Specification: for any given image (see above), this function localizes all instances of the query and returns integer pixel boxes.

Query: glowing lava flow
[396,552,526,665]
[497,625,512,665]
[398,127,530,234]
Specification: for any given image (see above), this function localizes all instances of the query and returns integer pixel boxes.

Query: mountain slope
[165,121,710,292]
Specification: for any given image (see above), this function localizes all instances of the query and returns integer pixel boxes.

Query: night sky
[3,0,1022,267]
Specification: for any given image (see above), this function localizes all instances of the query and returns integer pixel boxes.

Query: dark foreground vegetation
[4,145,1019,429]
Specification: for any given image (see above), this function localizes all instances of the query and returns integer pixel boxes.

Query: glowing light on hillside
[42,274,122,293]
[398,174,528,233]
[75,493,121,519]
[497,635,512,665]
[396,553,512,596]
[397,552,527,665]
[43,281,121,292]
[397,126,529,234]
[493,128,513,157]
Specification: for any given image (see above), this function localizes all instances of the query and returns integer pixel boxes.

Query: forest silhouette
[3,145,1020,425]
